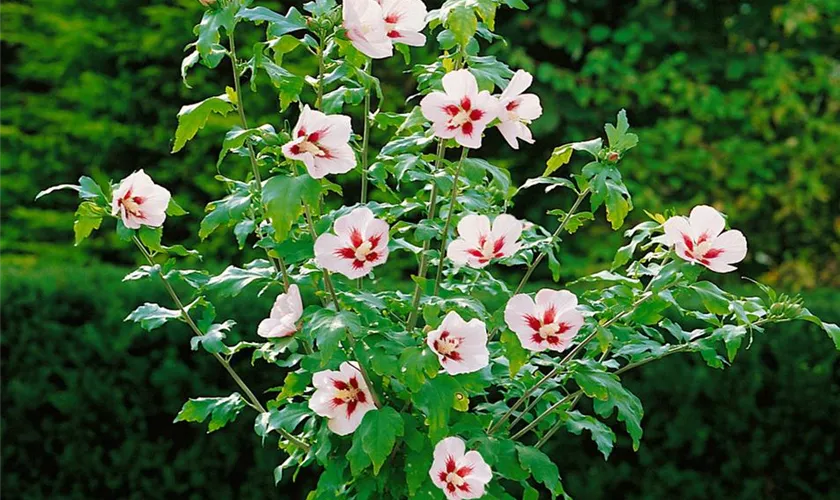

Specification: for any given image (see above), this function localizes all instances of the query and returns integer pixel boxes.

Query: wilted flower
[426,311,489,375]
[111,170,172,230]
[309,361,376,435]
[343,0,393,59]
[504,289,584,352]
[257,285,303,338]
[447,213,523,268]
[282,106,356,179]
[429,437,492,499]
[495,70,542,149]
[379,0,428,47]
[664,205,747,273]
[314,207,390,279]
[420,69,500,149]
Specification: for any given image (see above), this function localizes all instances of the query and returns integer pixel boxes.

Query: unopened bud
[607,151,620,163]
[198,0,217,7]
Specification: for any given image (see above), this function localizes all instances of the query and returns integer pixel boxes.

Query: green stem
[406,139,447,330]
[512,187,590,297]
[432,147,469,296]
[227,33,292,291]
[316,28,326,110]
[360,58,372,205]
[132,236,309,451]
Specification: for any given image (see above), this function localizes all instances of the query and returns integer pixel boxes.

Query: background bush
[1,0,838,498]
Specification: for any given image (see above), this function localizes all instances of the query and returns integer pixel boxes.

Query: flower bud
[607,151,620,163]
[198,0,217,7]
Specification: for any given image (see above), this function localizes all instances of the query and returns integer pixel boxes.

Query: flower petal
[441,69,478,99]
[457,214,491,246]
[500,70,533,101]
[689,205,726,240]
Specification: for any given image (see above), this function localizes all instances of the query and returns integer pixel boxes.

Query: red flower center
[331,376,367,418]
[524,306,570,346]
[437,456,473,494]
[335,229,382,269]
[433,331,463,362]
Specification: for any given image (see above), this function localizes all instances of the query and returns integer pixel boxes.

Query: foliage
[29,0,839,498]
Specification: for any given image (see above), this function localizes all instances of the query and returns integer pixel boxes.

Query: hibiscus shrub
[38,0,840,498]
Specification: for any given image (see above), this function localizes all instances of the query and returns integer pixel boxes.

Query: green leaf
[262,174,322,242]
[398,346,440,392]
[172,94,234,153]
[125,302,181,331]
[195,3,238,62]
[73,201,104,245]
[604,109,639,152]
[413,375,459,442]
[477,437,529,481]
[234,219,255,249]
[36,183,79,200]
[463,158,511,194]
[517,445,565,496]
[564,410,616,460]
[174,393,246,433]
[252,47,304,110]
[447,6,477,46]
[200,186,252,240]
[473,0,497,30]
[355,407,405,475]
[573,360,644,450]
[347,432,372,476]
[691,281,731,315]
[138,226,163,252]
[190,320,235,354]
[253,402,311,443]
[304,309,361,366]
[500,330,529,377]
[166,198,188,216]
[206,260,274,297]
[218,124,276,165]
[544,144,574,176]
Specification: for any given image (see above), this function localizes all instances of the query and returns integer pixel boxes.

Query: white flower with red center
[663,205,747,273]
[426,311,489,375]
[281,105,356,179]
[314,207,390,279]
[257,285,303,339]
[308,361,376,436]
[446,213,523,268]
[495,70,543,149]
[504,289,584,352]
[420,69,500,149]
[343,0,393,59]
[378,0,428,47]
[110,170,172,230]
[429,437,492,500]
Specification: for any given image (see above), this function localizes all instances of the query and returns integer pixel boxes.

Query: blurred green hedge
[2,0,837,288]
[2,264,837,498]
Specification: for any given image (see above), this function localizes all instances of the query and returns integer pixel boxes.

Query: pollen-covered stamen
[354,240,373,261]
[433,331,463,362]
[120,191,145,218]
[331,377,366,417]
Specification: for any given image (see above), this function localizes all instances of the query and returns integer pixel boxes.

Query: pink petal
[441,69,478,99]
[490,214,523,257]
[496,121,521,149]
[534,289,577,314]
[500,70,533,101]
[663,215,693,247]
[689,205,725,240]
[420,92,459,123]
[335,207,375,241]
[711,229,747,264]
[314,233,370,279]
[456,214,491,246]
[515,93,542,121]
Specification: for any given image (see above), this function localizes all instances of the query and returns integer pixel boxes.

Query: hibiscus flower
[257,285,303,338]
[111,170,172,230]
[343,0,393,59]
[309,361,376,435]
[429,437,493,500]
[314,207,390,279]
[282,106,356,179]
[663,205,747,273]
[504,289,584,352]
[495,70,542,149]
[446,213,523,268]
[426,311,489,375]
[420,69,500,149]
[379,0,428,47]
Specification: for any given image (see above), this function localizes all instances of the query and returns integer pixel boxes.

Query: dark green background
[1,0,838,498]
